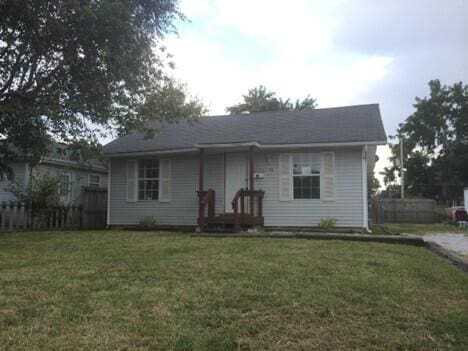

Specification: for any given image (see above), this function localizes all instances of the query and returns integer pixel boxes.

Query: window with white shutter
[126,160,137,202]
[293,153,320,199]
[159,159,171,202]
[321,152,335,201]
[278,154,293,201]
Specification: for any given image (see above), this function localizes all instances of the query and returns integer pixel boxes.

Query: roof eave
[102,139,387,158]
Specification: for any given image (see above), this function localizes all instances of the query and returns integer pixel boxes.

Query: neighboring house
[0,143,108,205]
[103,104,387,231]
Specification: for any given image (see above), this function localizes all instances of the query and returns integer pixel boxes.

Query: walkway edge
[425,241,468,272]
[191,232,426,246]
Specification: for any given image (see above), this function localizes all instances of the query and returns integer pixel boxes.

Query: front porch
[197,145,265,232]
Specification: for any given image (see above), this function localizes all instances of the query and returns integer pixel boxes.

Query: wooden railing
[231,189,265,232]
[197,189,215,230]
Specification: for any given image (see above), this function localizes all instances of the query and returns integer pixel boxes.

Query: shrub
[319,217,337,231]
[139,216,158,228]
[8,173,61,228]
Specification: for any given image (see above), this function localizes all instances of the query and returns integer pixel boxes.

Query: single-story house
[103,104,387,232]
[1,143,108,205]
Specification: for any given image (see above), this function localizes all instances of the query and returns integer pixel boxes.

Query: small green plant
[319,217,337,231]
[139,216,158,228]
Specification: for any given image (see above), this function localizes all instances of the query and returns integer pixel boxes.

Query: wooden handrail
[197,189,215,230]
[231,188,265,232]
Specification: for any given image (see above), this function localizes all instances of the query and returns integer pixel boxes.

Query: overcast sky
[164,0,468,181]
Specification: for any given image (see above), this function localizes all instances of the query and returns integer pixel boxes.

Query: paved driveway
[421,233,468,259]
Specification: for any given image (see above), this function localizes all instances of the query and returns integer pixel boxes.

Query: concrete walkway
[421,233,468,259]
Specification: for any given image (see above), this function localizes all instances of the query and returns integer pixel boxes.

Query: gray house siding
[254,148,364,228]
[109,155,199,225]
[0,162,108,205]
[108,147,364,228]
[0,162,27,202]
[30,163,108,205]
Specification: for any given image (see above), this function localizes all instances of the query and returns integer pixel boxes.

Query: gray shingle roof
[103,104,387,155]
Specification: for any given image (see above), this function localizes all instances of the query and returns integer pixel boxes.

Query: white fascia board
[103,140,387,158]
[103,148,198,159]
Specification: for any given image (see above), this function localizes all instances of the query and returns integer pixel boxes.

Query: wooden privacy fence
[0,187,108,231]
[0,202,82,231]
[81,186,107,230]
[372,198,437,224]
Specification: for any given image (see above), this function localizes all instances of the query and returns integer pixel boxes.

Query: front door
[225,152,248,212]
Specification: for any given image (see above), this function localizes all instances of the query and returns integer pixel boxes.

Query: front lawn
[1,231,468,350]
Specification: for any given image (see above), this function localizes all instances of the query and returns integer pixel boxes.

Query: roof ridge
[199,103,380,119]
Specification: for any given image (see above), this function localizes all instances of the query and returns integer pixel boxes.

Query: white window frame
[138,159,160,201]
[292,153,321,200]
[88,174,101,188]
[0,170,14,182]
[59,172,72,203]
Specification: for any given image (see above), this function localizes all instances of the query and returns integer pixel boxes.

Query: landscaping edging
[191,232,426,246]
[192,232,468,273]
[425,241,468,272]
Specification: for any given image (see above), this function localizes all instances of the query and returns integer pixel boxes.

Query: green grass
[372,223,468,235]
[1,231,468,350]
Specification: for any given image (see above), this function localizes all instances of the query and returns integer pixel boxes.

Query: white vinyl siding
[126,160,137,202]
[258,148,363,227]
[109,148,364,228]
[278,154,293,201]
[321,152,336,201]
[111,156,199,225]
[0,162,27,202]
[159,159,171,202]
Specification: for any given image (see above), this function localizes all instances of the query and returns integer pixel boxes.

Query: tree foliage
[0,0,204,170]
[226,85,317,114]
[368,171,380,198]
[8,173,61,208]
[382,80,468,201]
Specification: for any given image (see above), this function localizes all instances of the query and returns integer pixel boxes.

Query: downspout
[362,145,370,233]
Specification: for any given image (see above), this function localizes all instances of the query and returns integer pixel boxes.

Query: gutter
[103,140,387,158]
[41,157,107,172]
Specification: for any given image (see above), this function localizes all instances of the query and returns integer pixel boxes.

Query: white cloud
[164,0,466,188]
[166,0,393,113]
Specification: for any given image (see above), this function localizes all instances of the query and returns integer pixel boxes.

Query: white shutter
[159,159,171,202]
[321,152,335,201]
[126,160,138,202]
[278,153,293,201]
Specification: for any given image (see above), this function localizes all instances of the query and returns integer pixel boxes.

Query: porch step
[201,214,264,234]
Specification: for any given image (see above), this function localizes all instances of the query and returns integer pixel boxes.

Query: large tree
[226,85,317,114]
[382,79,468,202]
[0,0,204,169]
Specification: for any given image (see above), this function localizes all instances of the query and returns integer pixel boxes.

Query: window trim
[0,170,15,182]
[292,152,321,200]
[137,159,160,201]
[59,172,72,203]
[88,174,101,188]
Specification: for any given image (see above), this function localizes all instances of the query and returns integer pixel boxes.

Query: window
[59,173,72,200]
[293,153,320,199]
[0,170,14,182]
[138,159,159,200]
[89,174,100,188]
